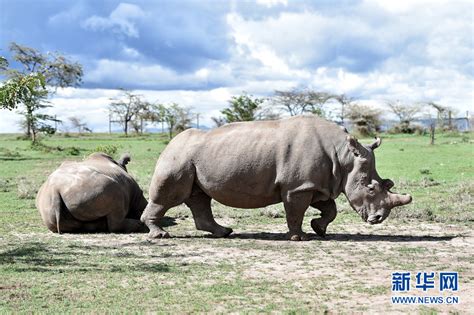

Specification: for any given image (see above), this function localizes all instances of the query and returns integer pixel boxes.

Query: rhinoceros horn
[390,193,412,207]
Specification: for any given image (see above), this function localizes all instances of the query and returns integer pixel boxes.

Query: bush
[388,123,425,135]
[419,168,431,175]
[0,178,12,192]
[0,148,21,158]
[94,144,118,156]
[66,146,81,156]
[17,177,37,199]
[345,104,381,137]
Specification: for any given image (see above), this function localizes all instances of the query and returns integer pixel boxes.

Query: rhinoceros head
[343,136,412,224]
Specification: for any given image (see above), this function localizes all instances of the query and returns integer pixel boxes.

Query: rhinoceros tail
[118,153,131,171]
[52,192,64,234]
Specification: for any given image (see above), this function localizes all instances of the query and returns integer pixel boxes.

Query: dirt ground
[46,219,474,313]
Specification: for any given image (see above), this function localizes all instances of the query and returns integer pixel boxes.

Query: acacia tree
[68,116,90,134]
[144,103,192,139]
[0,43,83,143]
[211,116,226,127]
[345,103,382,136]
[272,89,334,117]
[386,100,421,133]
[130,101,153,134]
[422,102,452,145]
[333,94,354,125]
[220,93,265,122]
[109,90,148,136]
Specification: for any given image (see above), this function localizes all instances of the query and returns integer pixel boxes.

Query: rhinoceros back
[151,116,347,209]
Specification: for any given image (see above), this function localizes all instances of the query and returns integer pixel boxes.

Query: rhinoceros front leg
[185,191,233,237]
[283,191,313,241]
[310,199,337,237]
[140,202,171,238]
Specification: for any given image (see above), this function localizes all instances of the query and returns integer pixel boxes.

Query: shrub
[419,168,431,175]
[388,123,425,135]
[66,146,81,156]
[17,177,37,199]
[0,148,21,158]
[94,144,118,156]
[0,178,12,192]
[345,104,381,137]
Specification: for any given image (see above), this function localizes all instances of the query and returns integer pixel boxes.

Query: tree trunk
[26,107,33,137]
[430,123,435,145]
[31,121,37,144]
[168,123,173,140]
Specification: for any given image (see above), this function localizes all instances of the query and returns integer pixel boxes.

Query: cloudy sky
[0,0,473,132]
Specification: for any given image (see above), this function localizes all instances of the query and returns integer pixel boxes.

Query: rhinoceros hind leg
[141,202,172,238]
[185,190,233,237]
[283,191,313,241]
[310,199,337,237]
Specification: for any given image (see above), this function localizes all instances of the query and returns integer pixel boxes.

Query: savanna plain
[0,132,473,313]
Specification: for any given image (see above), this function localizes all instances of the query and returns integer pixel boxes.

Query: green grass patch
[0,131,472,313]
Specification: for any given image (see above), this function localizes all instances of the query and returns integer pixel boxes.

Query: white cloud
[81,3,145,38]
[255,0,288,8]
[2,1,473,133]
[0,87,235,132]
[224,3,473,111]
[84,59,234,90]
[121,46,141,58]
[365,0,453,13]
[48,3,87,25]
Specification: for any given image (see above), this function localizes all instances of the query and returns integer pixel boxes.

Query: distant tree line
[1,43,463,145]
[108,89,194,140]
[212,89,460,144]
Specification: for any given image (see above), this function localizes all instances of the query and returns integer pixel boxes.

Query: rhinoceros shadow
[0,241,174,273]
[227,232,461,242]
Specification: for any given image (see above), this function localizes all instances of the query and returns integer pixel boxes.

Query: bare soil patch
[25,220,472,313]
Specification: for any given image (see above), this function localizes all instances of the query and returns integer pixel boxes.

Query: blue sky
[0,0,473,132]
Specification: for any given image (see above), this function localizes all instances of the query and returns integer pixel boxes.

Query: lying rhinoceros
[36,152,148,233]
[141,115,412,240]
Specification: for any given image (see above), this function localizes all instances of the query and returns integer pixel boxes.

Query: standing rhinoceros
[36,152,148,233]
[141,116,412,240]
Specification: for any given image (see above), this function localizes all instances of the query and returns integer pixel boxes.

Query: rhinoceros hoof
[311,219,327,237]
[287,233,310,241]
[148,230,170,239]
[214,227,233,238]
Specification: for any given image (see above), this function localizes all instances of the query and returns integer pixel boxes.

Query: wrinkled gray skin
[142,116,412,241]
[36,153,148,233]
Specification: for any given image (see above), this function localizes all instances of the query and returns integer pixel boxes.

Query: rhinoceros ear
[369,137,381,150]
[347,135,363,157]
[382,179,394,190]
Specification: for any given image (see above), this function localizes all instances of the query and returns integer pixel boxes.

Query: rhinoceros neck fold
[331,136,353,198]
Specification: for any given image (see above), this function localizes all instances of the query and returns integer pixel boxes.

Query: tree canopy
[272,89,334,117]
[0,42,83,143]
[221,93,265,123]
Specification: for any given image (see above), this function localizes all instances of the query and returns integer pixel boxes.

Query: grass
[0,131,473,313]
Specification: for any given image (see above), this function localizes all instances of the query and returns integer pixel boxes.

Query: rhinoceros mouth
[367,213,385,224]
[356,206,369,222]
